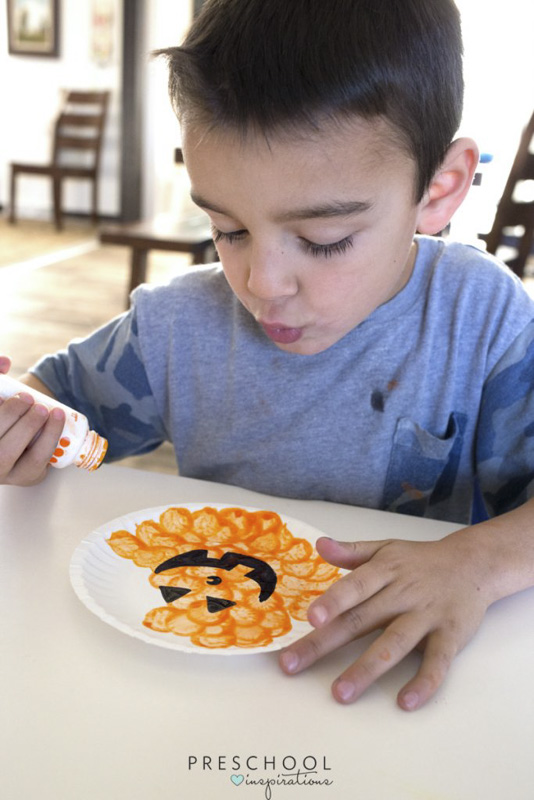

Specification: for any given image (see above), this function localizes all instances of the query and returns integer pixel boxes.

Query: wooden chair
[9,90,110,231]
[99,148,216,306]
[485,109,534,278]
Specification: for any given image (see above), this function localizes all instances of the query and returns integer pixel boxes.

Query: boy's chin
[273,335,339,356]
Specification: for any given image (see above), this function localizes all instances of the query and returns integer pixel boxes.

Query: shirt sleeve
[476,318,534,516]
[29,305,168,461]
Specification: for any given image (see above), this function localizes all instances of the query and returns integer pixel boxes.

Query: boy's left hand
[279,532,493,711]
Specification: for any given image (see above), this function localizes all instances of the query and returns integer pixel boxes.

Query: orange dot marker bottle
[0,375,108,471]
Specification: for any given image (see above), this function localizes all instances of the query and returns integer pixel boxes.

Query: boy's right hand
[0,357,65,486]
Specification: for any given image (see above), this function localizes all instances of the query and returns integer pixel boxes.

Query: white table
[1,464,533,800]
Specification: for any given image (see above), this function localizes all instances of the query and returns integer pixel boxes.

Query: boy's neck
[387,240,418,305]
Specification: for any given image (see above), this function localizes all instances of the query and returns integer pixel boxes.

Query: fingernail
[400,691,419,711]
[50,407,65,421]
[17,392,34,405]
[335,680,355,702]
[310,605,328,626]
[33,403,49,417]
[280,651,299,673]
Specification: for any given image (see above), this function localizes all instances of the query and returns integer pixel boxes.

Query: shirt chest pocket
[382,412,467,516]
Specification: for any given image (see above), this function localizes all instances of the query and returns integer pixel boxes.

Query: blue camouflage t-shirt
[32,235,534,524]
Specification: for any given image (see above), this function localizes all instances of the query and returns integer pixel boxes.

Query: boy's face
[184,117,424,355]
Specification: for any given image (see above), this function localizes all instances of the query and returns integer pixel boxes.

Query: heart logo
[231,775,245,786]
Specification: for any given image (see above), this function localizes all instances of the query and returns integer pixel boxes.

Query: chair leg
[52,175,62,230]
[128,248,149,301]
[91,177,99,226]
[9,166,17,224]
[195,242,218,264]
[515,224,534,279]
[485,212,503,256]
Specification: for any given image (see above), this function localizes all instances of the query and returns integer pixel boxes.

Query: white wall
[142,0,193,219]
[0,0,123,219]
[453,0,534,238]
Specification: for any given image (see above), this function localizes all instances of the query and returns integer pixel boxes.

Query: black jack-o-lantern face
[154,549,277,614]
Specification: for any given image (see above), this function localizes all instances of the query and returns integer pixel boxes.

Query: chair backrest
[485,109,534,257]
[52,90,110,172]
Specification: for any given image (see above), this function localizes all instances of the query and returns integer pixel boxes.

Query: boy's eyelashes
[303,236,354,258]
[212,227,247,245]
[212,226,354,259]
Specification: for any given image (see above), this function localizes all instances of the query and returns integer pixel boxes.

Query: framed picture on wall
[7,0,59,57]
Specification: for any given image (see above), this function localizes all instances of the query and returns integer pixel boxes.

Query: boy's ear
[416,138,479,235]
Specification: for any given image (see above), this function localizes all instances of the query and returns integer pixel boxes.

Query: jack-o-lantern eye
[159,586,191,603]
[206,575,222,585]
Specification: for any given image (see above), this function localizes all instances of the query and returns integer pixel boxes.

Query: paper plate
[70,503,337,655]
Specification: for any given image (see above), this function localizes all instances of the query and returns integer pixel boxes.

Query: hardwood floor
[0,216,189,474]
[0,218,98,267]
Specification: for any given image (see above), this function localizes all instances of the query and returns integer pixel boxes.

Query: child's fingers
[306,559,389,628]
[279,618,357,676]
[0,399,65,485]
[0,355,12,374]
[0,393,39,439]
[282,534,490,710]
[280,588,394,675]
[315,536,389,569]
[0,404,49,477]
[281,608,459,711]
[307,537,403,628]
[21,407,65,464]
[7,412,65,485]
[330,613,429,705]
[396,630,459,711]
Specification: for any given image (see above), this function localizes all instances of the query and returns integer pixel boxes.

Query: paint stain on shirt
[371,390,385,412]
[371,379,399,412]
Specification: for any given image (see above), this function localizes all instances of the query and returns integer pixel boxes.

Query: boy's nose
[246,253,298,300]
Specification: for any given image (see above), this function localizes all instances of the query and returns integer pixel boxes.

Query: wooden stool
[99,215,215,306]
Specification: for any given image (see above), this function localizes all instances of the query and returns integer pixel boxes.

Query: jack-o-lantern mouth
[106,506,341,649]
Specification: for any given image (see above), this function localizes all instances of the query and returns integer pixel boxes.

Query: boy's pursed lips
[258,320,304,344]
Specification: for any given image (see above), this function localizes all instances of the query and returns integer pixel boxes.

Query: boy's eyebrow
[190,193,373,222]
[273,199,373,222]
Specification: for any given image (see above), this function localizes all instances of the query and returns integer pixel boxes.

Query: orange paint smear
[401,482,425,500]
[107,506,341,649]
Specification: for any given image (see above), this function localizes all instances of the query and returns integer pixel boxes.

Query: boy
[2,0,534,712]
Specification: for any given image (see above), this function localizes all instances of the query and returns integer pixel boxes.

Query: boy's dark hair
[157,0,464,201]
